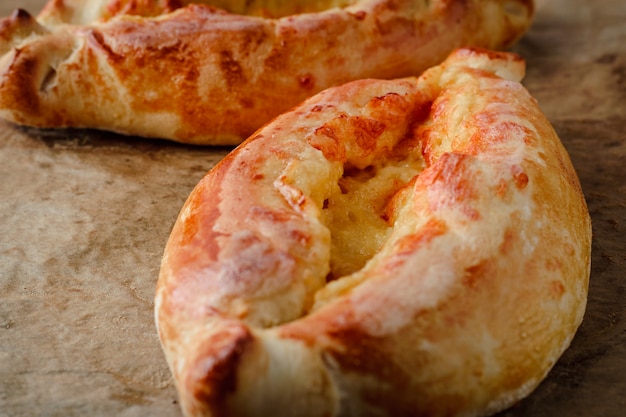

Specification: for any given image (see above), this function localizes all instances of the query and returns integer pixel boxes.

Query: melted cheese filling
[321,158,425,280]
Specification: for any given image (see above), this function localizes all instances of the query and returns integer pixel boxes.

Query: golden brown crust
[0,0,534,144]
[155,48,591,416]
[36,0,184,24]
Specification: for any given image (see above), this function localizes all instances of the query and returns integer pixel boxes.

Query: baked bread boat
[156,48,591,416]
[0,0,534,144]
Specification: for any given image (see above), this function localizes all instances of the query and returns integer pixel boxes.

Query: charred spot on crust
[512,165,529,189]
[462,260,491,289]
[12,8,33,20]
[298,73,315,90]
[219,50,246,87]
[349,10,367,20]
[87,29,124,62]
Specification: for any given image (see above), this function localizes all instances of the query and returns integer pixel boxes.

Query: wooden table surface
[1,1,624,416]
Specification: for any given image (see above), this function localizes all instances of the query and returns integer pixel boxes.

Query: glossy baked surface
[156,48,590,417]
[1,1,624,416]
[0,0,533,144]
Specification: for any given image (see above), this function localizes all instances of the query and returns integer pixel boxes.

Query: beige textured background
[0,1,624,416]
